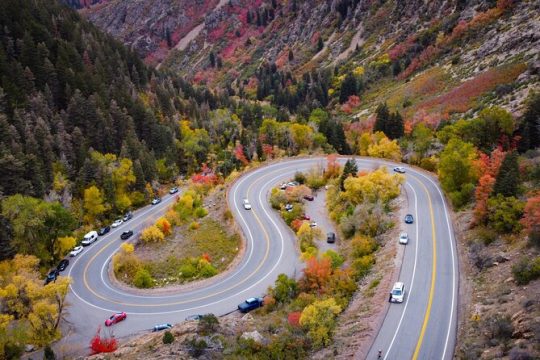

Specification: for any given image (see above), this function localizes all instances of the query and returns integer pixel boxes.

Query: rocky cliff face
[76,0,221,65]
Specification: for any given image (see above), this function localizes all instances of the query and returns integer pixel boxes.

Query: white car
[243,199,252,210]
[399,232,409,245]
[112,219,123,228]
[393,166,406,174]
[69,246,83,257]
[389,282,405,303]
[309,221,318,228]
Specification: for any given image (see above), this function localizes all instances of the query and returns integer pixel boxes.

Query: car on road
[399,232,409,245]
[389,282,405,303]
[169,187,179,194]
[238,297,264,313]
[185,314,203,321]
[112,219,123,228]
[393,166,406,173]
[153,323,172,332]
[70,246,83,257]
[44,269,59,285]
[105,312,127,326]
[327,232,336,243]
[303,194,314,201]
[57,259,69,272]
[404,214,414,224]
[120,230,134,240]
[98,226,111,236]
[243,198,252,210]
[151,197,161,205]
[81,230,98,246]
[123,211,133,222]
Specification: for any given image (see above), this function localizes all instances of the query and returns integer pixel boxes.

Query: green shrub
[187,337,207,357]
[484,314,513,341]
[487,195,525,234]
[512,257,540,285]
[270,274,298,304]
[198,261,217,278]
[352,255,375,279]
[194,207,208,218]
[475,227,498,245]
[162,331,174,344]
[179,262,197,279]
[133,268,154,288]
[294,171,306,184]
[322,249,344,269]
[198,314,219,335]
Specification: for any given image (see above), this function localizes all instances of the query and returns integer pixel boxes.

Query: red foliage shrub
[521,193,540,233]
[90,326,117,355]
[341,95,361,114]
[291,219,305,232]
[300,257,333,294]
[201,253,212,263]
[191,164,219,185]
[234,143,249,166]
[288,312,302,327]
[473,147,506,223]
[262,143,274,159]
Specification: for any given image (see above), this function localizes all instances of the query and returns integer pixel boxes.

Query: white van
[81,231,98,246]
[389,282,405,303]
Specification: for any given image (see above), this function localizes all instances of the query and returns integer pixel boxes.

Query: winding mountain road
[62,157,457,359]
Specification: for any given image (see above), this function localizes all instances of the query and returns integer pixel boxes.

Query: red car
[301,214,311,220]
[105,312,127,326]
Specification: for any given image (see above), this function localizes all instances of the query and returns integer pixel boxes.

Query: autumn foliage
[473,147,506,223]
[521,193,540,234]
[90,326,118,354]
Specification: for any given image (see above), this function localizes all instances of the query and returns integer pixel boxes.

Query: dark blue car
[404,214,414,224]
[238,297,264,313]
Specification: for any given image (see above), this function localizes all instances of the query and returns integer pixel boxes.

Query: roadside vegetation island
[0,0,539,359]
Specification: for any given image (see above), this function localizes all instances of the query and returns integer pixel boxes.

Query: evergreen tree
[493,152,519,197]
[0,212,15,261]
[289,49,294,61]
[387,111,404,139]
[317,37,324,52]
[339,73,357,104]
[374,103,390,134]
[209,52,216,68]
[517,92,540,153]
[339,158,358,190]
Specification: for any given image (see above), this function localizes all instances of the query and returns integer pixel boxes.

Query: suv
[389,282,405,303]
[238,297,264,313]
[327,232,336,243]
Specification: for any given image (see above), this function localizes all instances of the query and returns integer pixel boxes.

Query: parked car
[112,219,123,228]
[309,221,318,227]
[327,232,336,243]
[70,246,83,257]
[243,198,252,210]
[185,314,203,321]
[123,212,133,222]
[105,312,127,326]
[287,181,299,187]
[151,197,161,205]
[399,232,409,245]
[279,183,288,190]
[169,187,179,194]
[393,166,406,173]
[153,323,173,332]
[120,230,134,240]
[57,259,69,272]
[98,226,111,236]
[81,231,98,246]
[301,214,311,221]
[389,282,405,303]
[284,203,293,212]
[303,194,314,201]
[238,297,264,313]
[404,214,414,224]
[44,269,59,285]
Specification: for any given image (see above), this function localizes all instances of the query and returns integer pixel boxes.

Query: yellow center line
[412,178,437,359]
[81,171,274,307]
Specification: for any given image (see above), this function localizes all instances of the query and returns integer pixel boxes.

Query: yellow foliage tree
[367,136,402,161]
[0,255,71,351]
[155,217,172,236]
[343,167,404,204]
[289,123,314,151]
[83,185,107,224]
[121,242,134,254]
[140,225,165,243]
[299,298,342,348]
[54,236,76,258]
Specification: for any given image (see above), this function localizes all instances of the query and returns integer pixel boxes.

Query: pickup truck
[238,297,264,313]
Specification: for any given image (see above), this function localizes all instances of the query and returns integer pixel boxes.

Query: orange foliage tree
[299,257,332,295]
[472,147,506,224]
[521,193,540,234]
